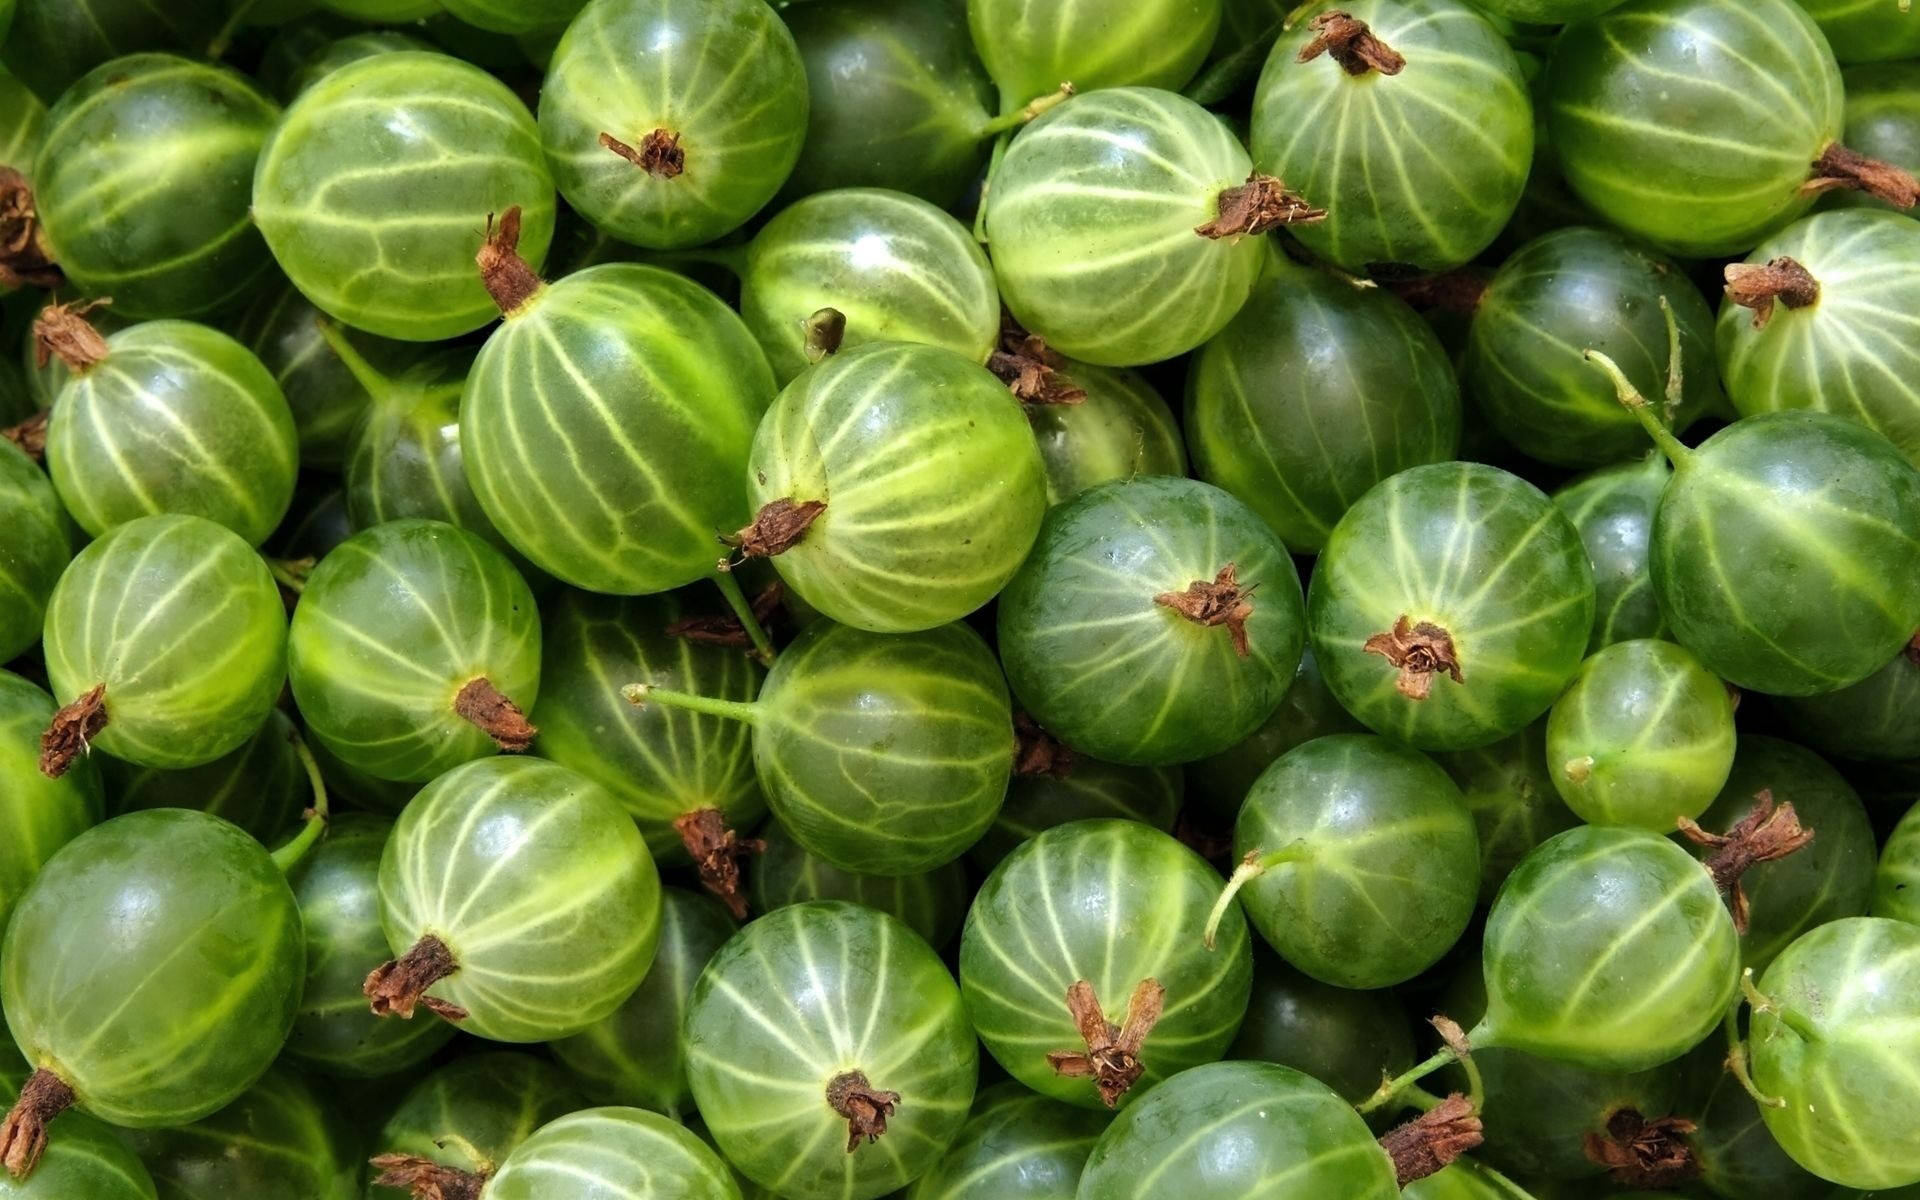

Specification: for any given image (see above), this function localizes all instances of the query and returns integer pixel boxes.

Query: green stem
[1723,993,1787,1109]
[1584,348,1692,468]
[977,84,1076,138]
[1399,1085,1445,1114]
[974,132,1012,245]
[1357,1044,1460,1115]
[1741,965,1823,1045]
[711,570,776,667]
[622,683,760,725]
[207,0,258,60]
[267,556,314,595]
[271,732,331,874]
[1462,1159,1543,1200]
[1658,295,1684,419]
[313,318,395,401]
[1202,843,1308,949]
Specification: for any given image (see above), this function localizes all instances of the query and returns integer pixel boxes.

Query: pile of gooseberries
[3,0,1920,1197]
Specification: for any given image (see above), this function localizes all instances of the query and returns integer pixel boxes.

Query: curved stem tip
[365,934,469,1022]
[1045,978,1165,1108]
[270,731,332,875]
[826,1071,901,1152]
[38,683,107,779]
[1362,615,1463,700]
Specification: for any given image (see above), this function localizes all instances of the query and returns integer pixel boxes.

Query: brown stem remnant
[0,1069,75,1179]
[1046,978,1166,1108]
[665,583,784,649]
[476,207,543,317]
[1378,1093,1484,1187]
[1298,11,1407,76]
[1362,615,1464,700]
[732,498,826,559]
[990,313,1086,408]
[1678,790,1814,934]
[1155,565,1255,658]
[364,934,470,1022]
[1803,143,1920,208]
[675,807,764,920]
[1195,175,1327,239]
[453,677,537,752]
[803,307,846,365]
[31,297,111,373]
[38,683,106,779]
[826,1070,901,1152]
[0,168,62,291]
[1906,629,1920,667]
[3,410,48,461]
[1723,258,1820,329]
[367,1155,488,1200]
[1014,712,1077,780]
[600,129,685,178]
[1583,1109,1701,1190]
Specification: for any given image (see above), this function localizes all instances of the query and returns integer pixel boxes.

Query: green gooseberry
[998,475,1305,766]
[750,819,968,949]
[968,750,1182,870]
[103,708,304,843]
[1028,360,1185,507]
[1187,248,1461,551]
[0,439,66,662]
[1677,1040,1851,1200]
[1465,227,1717,468]
[1877,800,1920,926]
[1399,1164,1516,1200]
[985,87,1295,367]
[630,619,1013,875]
[1436,720,1578,906]
[370,756,661,1043]
[319,0,438,23]
[1474,825,1739,1072]
[0,1089,154,1198]
[0,66,44,179]
[287,519,541,784]
[1075,1061,1399,1199]
[1308,461,1596,752]
[0,671,99,930]
[738,188,999,385]
[1545,639,1737,831]
[904,1082,1109,1200]
[486,1108,741,1200]
[32,55,278,318]
[1750,917,1920,1190]
[231,284,396,470]
[1717,211,1920,466]
[439,0,581,35]
[783,0,998,208]
[121,1070,356,1200]
[1230,953,1417,1109]
[368,1053,586,1200]
[685,901,978,1200]
[1551,453,1671,653]
[0,810,305,1169]
[1462,0,1626,17]
[1214,733,1480,989]
[1799,0,1920,63]
[549,887,734,1118]
[744,341,1046,633]
[1778,641,1920,761]
[538,0,808,250]
[1545,0,1910,257]
[283,814,455,1078]
[1837,63,1920,218]
[1687,735,1876,971]
[42,317,297,546]
[253,51,555,341]
[0,0,220,101]
[461,255,776,609]
[285,31,435,98]
[41,514,286,773]
[960,820,1253,1110]
[1251,0,1532,273]
[1473,1046,1685,1183]
[1184,647,1363,820]
[966,0,1221,111]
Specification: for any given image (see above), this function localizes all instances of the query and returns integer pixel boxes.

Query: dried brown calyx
[364,934,470,1021]
[1389,269,1491,315]
[803,307,846,365]
[826,1070,901,1152]
[0,168,61,291]
[1679,790,1814,933]
[1196,175,1327,239]
[1363,615,1464,700]
[990,313,1086,408]
[1298,10,1407,76]
[1155,564,1256,658]
[367,1155,488,1200]
[1723,258,1820,329]
[476,206,544,317]
[1584,1108,1701,1189]
[0,1069,75,1179]
[453,678,537,752]
[1014,712,1077,779]
[731,498,826,560]
[675,807,764,920]
[1906,629,1920,667]
[1378,1093,1484,1187]
[3,409,48,461]
[38,683,107,779]
[1046,978,1165,1108]
[1803,143,1920,208]
[601,129,685,178]
[665,582,784,649]
[31,297,111,374]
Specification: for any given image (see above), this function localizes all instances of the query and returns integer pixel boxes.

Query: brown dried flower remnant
[1678,789,1814,933]
[1195,175,1327,239]
[1723,258,1820,329]
[732,498,827,559]
[1046,978,1166,1108]
[600,129,685,178]
[1362,615,1464,700]
[1584,1108,1701,1189]
[826,1071,901,1152]
[1298,11,1407,76]
[1155,564,1256,658]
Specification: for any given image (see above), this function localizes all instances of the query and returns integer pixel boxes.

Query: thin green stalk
[268,556,315,595]
[711,570,777,667]
[1463,1158,1543,1200]
[1399,1085,1445,1114]
[313,318,395,401]
[1723,992,1787,1109]
[977,84,1076,137]
[1201,842,1309,949]
[1357,1044,1459,1114]
[1584,348,1692,467]
[1742,965,1822,1045]
[272,732,331,874]
[974,132,1012,245]
[207,0,259,60]
[622,683,760,725]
